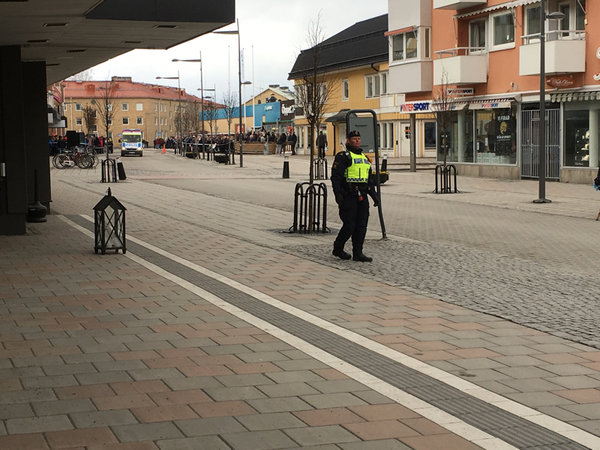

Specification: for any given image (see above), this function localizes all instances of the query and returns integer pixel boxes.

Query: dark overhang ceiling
[0,0,235,84]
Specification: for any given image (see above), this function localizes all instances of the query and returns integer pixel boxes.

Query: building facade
[62,77,207,143]
[388,0,593,183]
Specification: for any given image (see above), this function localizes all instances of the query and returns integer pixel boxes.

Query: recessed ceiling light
[67,49,86,53]
[44,22,68,27]
[122,41,142,44]
[46,63,59,67]
[154,24,178,29]
[28,39,49,44]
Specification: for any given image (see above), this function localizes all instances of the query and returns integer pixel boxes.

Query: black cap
[347,130,360,138]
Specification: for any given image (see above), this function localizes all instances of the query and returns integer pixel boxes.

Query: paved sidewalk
[1,152,600,449]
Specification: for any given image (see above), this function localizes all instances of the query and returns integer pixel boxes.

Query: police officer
[331,130,379,262]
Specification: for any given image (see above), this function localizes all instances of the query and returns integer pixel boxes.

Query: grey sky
[88,1,388,104]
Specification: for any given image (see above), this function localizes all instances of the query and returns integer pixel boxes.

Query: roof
[62,78,209,104]
[288,14,388,80]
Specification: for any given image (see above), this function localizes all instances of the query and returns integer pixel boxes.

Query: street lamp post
[214,19,251,168]
[156,72,182,155]
[173,54,215,157]
[534,1,564,204]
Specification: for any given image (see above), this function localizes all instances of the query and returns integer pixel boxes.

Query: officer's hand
[335,192,344,206]
[372,199,379,207]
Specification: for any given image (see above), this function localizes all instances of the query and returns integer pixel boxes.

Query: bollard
[381,155,388,172]
[116,158,126,180]
[282,154,290,179]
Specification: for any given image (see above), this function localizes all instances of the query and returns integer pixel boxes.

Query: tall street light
[214,19,250,168]
[173,53,211,153]
[534,1,564,204]
[156,72,182,154]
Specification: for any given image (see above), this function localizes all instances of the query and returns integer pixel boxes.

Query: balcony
[433,0,486,10]
[389,60,433,94]
[433,48,487,85]
[519,30,585,76]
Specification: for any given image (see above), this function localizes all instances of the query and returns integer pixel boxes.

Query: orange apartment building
[62,77,206,143]
[388,0,592,183]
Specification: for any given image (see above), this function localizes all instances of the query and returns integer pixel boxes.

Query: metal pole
[200,51,205,157]
[534,0,551,203]
[237,19,244,168]
[177,71,182,155]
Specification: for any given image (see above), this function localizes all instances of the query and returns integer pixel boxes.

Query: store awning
[468,98,514,109]
[325,109,351,123]
[454,0,538,19]
[550,91,600,102]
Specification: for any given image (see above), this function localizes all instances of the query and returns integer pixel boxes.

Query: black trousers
[334,193,370,256]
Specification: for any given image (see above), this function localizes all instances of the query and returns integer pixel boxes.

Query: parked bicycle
[52,146,99,169]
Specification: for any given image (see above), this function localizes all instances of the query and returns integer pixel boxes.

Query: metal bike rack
[289,182,330,234]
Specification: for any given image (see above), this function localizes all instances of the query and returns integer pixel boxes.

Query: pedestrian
[331,130,379,262]
[276,132,287,155]
[288,130,297,155]
[317,131,328,159]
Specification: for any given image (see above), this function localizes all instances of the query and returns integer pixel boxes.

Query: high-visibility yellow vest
[344,151,371,183]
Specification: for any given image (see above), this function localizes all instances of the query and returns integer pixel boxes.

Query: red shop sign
[546,76,575,89]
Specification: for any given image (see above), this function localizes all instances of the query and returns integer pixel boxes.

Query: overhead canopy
[454,0,538,19]
[0,0,235,83]
[550,92,600,102]
[325,109,351,123]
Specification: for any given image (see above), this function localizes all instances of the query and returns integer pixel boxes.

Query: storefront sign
[399,101,431,113]
[281,100,295,121]
[447,88,474,96]
[547,76,575,89]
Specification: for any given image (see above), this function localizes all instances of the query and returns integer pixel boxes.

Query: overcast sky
[88,0,388,104]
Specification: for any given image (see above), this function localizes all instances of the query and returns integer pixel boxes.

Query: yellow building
[289,14,415,157]
[62,76,207,143]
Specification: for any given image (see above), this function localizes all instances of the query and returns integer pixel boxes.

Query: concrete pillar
[23,61,52,211]
[0,46,27,235]
[457,109,466,163]
[589,108,599,169]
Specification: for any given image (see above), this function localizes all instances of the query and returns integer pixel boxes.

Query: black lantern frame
[93,188,126,254]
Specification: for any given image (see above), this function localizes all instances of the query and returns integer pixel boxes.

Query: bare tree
[93,80,119,159]
[294,13,337,183]
[204,101,219,136]
[222,91,238,137]
[430,71,457,193]
[81,105,97,137]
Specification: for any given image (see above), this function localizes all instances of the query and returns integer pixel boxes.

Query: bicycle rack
[101,158,118,183]
[313,157,328,180]
[434,164,458,193]
[289,182,330,234]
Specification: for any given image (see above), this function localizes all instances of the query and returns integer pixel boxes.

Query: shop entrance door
[521,109,560,180]
[398,122,411,157]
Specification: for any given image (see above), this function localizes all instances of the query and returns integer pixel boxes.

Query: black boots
[353,253,373,262]
[332,248,352,260]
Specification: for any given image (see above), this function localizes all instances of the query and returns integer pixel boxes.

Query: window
[523,6,541,42]
[122,117,129,125]
[136,103,143,111]
[379,123,394,149]
[424,122,437,149]
[342,79,349,101]
[137,117,143,125]
[75,103,82,111]
[492,12,515,48]
[154,104,158,111]
[365,73,388,99]
[559,0,586,37]
[470,19,486,49]
[564,110,589,167]
[122,103,129,111]
[155,117,158,125]
[391,28,429,62]
[75,117,82,125]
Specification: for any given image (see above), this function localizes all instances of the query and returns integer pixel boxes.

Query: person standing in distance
[331,130,379,262]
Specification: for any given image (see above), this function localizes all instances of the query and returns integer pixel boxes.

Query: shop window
[424,122,436,149]
[564,110,589,167]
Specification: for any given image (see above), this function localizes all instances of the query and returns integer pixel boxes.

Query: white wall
[388,0,431,31]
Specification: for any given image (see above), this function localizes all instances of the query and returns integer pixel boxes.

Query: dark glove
[371,195,380,207]
[335,192,344,206]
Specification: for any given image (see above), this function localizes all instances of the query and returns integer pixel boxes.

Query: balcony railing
[433,47,487,85]
[519,30,586,76]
